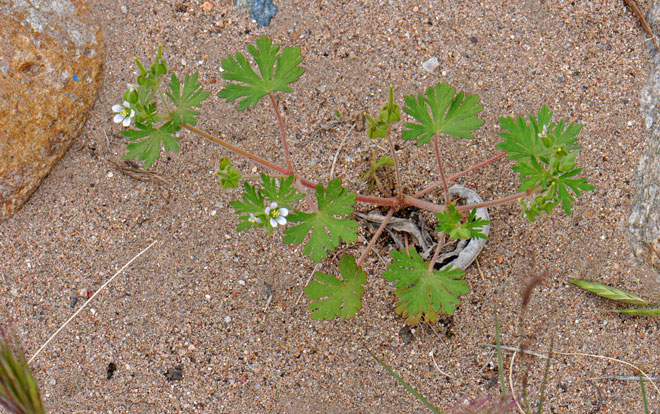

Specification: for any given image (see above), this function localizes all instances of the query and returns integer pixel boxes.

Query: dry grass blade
[28,241,158,365]
[568,278,649,306]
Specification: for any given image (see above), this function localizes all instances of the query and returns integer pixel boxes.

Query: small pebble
[263,282,273,297]
[70,296,78,308]
[205,294,211,300]
[202,1,214,11]
[237,279,246,286]
[422,57,440,73]
[120,5,127,13]
[10,288,18,297]
[107,171,114,178]
[49,378,56,385]
[224,315,232,324]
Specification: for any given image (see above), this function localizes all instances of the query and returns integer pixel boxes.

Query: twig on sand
[28,240,159,365]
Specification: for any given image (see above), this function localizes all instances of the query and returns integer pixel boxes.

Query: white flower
[112,100,135,127]
[127,83,137,92]
[248,213,261,225]
[538,124,548,138]
[264,201,288,228]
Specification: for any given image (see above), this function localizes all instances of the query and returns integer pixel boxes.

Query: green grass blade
[368,349,442,414]
[568,278,649,306]
[615,308,660,316]
[640,374,649,414]
[536,337,553,414]
[494,310,507,398]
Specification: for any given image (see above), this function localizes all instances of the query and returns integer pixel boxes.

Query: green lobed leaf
[229,182,267,233]
[218,36,305,110]
[383,248,469,325]
[215,157,242,189]
[121,122,180,169]
[166,72,210,127]
[568,278,649,306]
[435,204,489,240]
[497,107,594,219]
[283,179,358,262]
[258,174,304,209]
[402,82,484,145]
[615,308,660,316]
[304,255,367,320]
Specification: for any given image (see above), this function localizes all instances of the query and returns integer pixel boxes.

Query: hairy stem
[428,232,447,272]
[357,208,394,267]
[433,136,450,206]
[414,151,507,199]
[269,94,295,173]
[455,190,530,212]
[184,124,290,175]
[183,124,399,207]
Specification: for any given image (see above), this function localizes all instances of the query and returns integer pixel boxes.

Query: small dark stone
[469,36,477,44]
[69,296,78,308]
[399,325,414,344]
[106,362,117,379]
[165,365,183,381]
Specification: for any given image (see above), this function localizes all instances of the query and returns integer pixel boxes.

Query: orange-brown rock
[0,0,104,220]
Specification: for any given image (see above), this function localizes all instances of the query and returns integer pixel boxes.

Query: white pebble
[181,58,187,66]
[224,316,231,324]
[237,279,246,286]
[205,294,211,300]
[49,378,56,385]
[107,171,114,178]
[120,5,128,13]
[422,57,440,73]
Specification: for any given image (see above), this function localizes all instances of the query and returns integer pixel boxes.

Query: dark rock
[631,1,660,274]
[164,365,183,381]
[0,0,105,220]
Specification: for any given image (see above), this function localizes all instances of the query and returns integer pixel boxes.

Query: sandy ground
[2,0,660,412]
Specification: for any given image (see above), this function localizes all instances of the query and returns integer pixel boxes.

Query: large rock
[632,2,660,273]
[0,0,104,220]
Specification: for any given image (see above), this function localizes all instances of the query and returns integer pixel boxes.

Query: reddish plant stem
[269,94,295,173]
[184,124,290,175]
[414,151,507,199]
[433,136,450,206]
[455,190,531,212]
[357,208,394,267]
[428,232,447,272]
[184,124,399,207]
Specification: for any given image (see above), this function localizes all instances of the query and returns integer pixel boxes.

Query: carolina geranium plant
[114,36,594,325]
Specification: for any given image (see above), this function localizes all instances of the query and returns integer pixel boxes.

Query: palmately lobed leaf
[383,249,469,325]
[166,72,211,127]
[304,255,367,320]
[218,36,305,110]
[283,179,357,262]
[402,82,484,145]
[121,122,180,169]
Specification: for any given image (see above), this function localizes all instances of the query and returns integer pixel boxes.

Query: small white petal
[279,207,288,217]
[264,206,271,214]
[114,114,124,123]
[270,218,278,227]
[270,201,278,209]
[112,104,124,112]
[122,116,131,127]
[129,109,135,117]
[122,100,131,108]
[276,216,287,226]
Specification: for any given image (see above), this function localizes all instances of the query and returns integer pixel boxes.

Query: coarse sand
[2,1,660,413]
